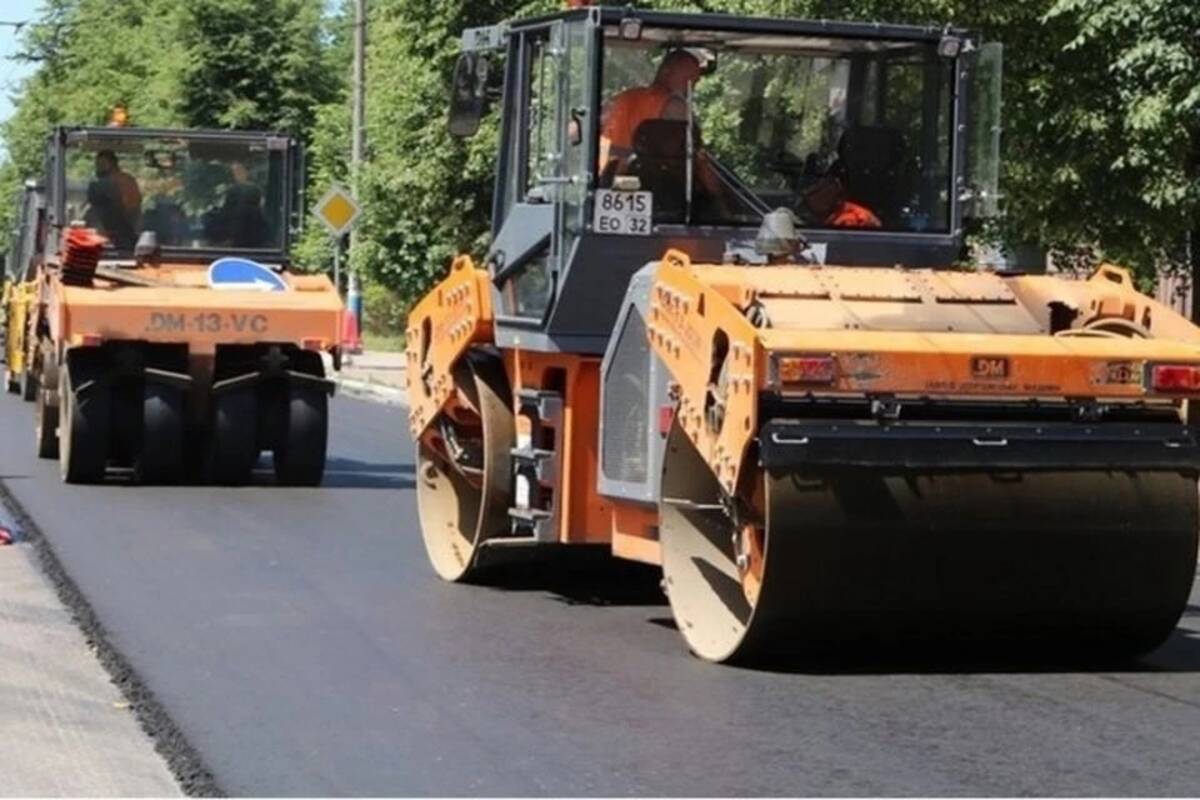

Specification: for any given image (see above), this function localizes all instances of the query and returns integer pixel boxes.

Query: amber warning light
[1150,364,1200,394]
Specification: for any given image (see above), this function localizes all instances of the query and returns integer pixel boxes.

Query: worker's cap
[665,46,717,76]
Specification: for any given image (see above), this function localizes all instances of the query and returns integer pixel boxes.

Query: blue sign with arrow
[207,257,289,292]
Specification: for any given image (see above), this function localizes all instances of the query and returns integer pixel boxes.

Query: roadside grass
[362,331,406,352]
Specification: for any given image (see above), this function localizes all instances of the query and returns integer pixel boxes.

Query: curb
[0,482,223,796]
[336,375,408,407]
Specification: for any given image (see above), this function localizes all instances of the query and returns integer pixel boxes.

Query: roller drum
[660,422,1199,663]
[417,355,514,582]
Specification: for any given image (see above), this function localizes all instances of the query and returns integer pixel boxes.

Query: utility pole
[351,0,366,200]
[344,0,367,351]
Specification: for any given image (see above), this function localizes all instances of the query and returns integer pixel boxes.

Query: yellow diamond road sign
[314,185,361,237]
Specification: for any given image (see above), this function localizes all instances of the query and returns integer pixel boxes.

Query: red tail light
[775,355,836,386]
[1150,364,1200,393]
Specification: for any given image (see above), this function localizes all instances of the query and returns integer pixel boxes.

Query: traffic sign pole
[313,185,362,354]
[333,237,341,296]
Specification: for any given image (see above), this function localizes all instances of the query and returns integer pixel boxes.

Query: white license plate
[593,189,653,236]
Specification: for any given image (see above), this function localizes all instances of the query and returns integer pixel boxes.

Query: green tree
[178,0,338,134]
[0,0,184,230]
[1043,0,1199,290]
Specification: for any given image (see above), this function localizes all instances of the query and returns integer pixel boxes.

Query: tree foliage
[0,0,335,237]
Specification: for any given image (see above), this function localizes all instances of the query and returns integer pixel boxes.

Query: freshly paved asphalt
[3,393,1200,796]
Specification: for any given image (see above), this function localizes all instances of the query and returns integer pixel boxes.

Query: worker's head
[230,161,249,184]
[654,49,708,94]
[802,172,847,219]
[94,150,118,177]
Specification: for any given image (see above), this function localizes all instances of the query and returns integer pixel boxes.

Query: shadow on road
[640,618,1200,676]
[318,458,415,490]
[475,547,667,608]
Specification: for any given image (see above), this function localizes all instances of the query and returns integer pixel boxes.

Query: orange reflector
[1150,364,1200,393]
[776,355,836,386]
[79,334,103,347]
[301,337,325,351]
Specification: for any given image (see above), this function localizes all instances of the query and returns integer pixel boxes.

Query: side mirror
[448,52,490,138]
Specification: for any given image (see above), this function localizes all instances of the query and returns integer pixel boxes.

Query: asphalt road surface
[3,393,1200,796]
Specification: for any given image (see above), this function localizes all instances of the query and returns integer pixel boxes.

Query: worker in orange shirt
[599,49,706,171]
[597,48,729,212]
[801,171,882,229]
[87,150,142,247]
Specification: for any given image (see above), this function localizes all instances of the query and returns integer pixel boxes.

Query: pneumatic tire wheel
[59,357,110,484]
[34,382,58,459]
[134,383,186,485]
[20,366,38,402]
[273,384,328,487]
[206,388,259,486]
[34,349,59,459]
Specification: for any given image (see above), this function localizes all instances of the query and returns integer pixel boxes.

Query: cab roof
[510,5,971,44]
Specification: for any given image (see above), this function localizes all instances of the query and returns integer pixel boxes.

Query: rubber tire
[273,384,327,487]
[34,384,58,459]
[59,359,110,484]
[20,367,37,402]
[134,382,185,485]
[206,388,259,486]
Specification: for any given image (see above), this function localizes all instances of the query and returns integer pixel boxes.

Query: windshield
[62,133,288,253]
[599,27,955,232]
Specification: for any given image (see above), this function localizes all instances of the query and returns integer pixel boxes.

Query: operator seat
[836,126,911,226]
[626,119,690,223]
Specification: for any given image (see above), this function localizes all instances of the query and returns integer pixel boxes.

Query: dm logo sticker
[970,355,1010,380]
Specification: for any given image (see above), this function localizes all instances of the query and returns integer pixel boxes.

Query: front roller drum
[659,423,1199,663]
[416,354,514,582]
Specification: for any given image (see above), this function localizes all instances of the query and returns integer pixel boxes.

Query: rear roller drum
[58,355,111,484]
[659,422,1200,663]
[206,388,259,486]
[134,383,186,485]
[416,355,514,582]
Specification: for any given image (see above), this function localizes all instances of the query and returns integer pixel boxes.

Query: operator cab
[44,127,305,268]
[450,6,1001,353]
[6,181,45,283]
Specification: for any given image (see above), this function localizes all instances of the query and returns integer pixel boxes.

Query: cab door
[490,15,594,332]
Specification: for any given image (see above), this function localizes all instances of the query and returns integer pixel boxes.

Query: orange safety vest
[827,200,881,229]
[599,85,675,165]
[113,169,142,217]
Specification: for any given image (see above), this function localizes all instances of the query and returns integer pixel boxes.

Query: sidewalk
[335,349,408,405]
[0,538,182,796]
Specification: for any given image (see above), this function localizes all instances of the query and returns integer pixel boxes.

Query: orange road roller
[407,5,1200,662]
[14,126,342,486]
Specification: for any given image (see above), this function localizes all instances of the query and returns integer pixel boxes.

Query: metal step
[510,445,556,483]
[507,506,555,543]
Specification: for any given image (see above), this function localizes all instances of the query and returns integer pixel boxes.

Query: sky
[0,0,43,155]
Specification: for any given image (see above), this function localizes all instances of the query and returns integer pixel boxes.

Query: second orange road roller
[9,125,342,486]
[407,5,1200,662]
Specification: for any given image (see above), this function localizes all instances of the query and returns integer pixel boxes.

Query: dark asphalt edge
[0,480,225,797]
